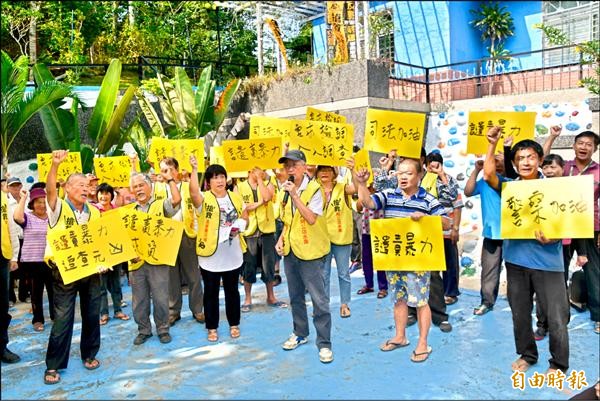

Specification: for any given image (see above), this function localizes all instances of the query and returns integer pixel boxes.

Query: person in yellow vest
[42,150,104,385]
[315,162,357,318]
[188,156,248,342]
[1,189,21,364]
[275,150,333,364]
[127,171,181,346]
[156,157,205,327]
[237,167,287,312]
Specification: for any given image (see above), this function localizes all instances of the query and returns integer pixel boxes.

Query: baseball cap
[7,177,22,186]
[278,149,307,164]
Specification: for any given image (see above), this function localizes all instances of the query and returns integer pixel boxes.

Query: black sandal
[44,369,61,385]
[83,358,100,370]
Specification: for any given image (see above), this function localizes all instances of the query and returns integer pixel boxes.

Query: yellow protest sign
[288,120,354,166]
[364,109,426,158]
[249,116,291,142]
[369,216,446,271]
[222,137,283,172]
[47,209,137,284]
[500,175,594,239]
[209,146,247,178]
[353,148,373,186]
[306,107,347,124]
[467,111,536,154]
[37,152,82,182]
[148,137,205,172]
[93,156,139,187]
[119,208,184,266]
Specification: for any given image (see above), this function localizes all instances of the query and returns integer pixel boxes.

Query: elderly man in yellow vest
[43,150,103,385]
[154,157,205,327]
[127,171,181,346]
[1,189,21,364]
[237,167,287,312]
[275,150,333,364]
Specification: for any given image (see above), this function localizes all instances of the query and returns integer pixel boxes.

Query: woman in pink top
[13,186,53,332]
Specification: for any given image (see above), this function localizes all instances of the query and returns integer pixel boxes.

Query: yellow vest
[237,179,276,236]
[1,192,12,259]
[421,172,439,198]
[154,181,195,237]
[196,191,247,257]
[280,179,330,260]
[324,182,353,245]
[44,198,101,265]
[125,199,167,270]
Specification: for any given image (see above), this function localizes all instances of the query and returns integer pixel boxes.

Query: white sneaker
[282,334,308,350]
[319,347,333,363]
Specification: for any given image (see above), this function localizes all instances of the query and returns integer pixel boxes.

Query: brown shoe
[194,312,205,323]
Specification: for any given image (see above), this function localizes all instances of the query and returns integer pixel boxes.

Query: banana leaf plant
[1,51,74,174]
[33,59,137,173]
[139,65,241,139]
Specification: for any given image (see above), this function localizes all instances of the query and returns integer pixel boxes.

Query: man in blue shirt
[483,126,569,374]
[464,155,505,316]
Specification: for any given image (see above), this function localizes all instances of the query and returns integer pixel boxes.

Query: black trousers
[1,256,11,354]
[200,267,240,330]
[21,262,55,325]
[506,262,570,371]
[408,271,448,324]
[9,239,28,303]
[45,268,102,370]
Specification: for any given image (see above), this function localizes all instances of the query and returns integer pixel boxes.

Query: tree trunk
[2,155,9,178]
[128,1,135,26]
[28,1,40,81]
[256,3,263,76]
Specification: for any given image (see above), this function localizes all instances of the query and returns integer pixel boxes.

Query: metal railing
[389,44,594,103]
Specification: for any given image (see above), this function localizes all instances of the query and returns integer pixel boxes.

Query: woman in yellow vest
[316,161,357,318]
[1,189,21,364]
[189,155,248,343]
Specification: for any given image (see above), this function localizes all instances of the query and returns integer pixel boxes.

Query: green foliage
[140,65,240,139]
[470,2,514,58]
[1,50,73,173]
[285,22,313,65]
[535,23,600,96]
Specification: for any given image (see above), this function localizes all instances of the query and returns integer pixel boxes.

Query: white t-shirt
[197,195,246,272]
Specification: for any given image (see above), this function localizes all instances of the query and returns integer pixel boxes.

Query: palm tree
[1,50,73,174]
[470,1,514,94]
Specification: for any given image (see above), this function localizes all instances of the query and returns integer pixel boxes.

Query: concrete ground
[1,268,598,400]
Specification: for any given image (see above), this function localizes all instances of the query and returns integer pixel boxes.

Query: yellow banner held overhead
[47,209,137,285]
[222,137,283,172]
[353,148,373,186]
[370,216,446,271]
[306,107,347,124]
[93,156,140,187]
[148,138,205,172]
[119,208,184,266]
[209,146,248,179]
[364,109,426,158]
[249,116,292,142]
[37,152,82,183]
[500,175,594,239]
[467,111,536,155]
[288,120,354,166]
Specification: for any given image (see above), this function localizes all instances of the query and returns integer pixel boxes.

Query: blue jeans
[322,244,352,305]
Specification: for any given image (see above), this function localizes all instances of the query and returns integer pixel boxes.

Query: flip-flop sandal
[377,290,388,299]
[83,358,100,370]
[230,326,240,339]
[207,329,218,342]
[380,339,410,352]
[114,312,130,321]
[511,358,531,372]
[44,370,61,385]
[99,315,109,325]
[357,287,374,295]
[410,346,433,362]
[241,304,252,313]
[473,305,493,315]
[268,301,288,308]
[33,322,44,332]
[444,296,458,305]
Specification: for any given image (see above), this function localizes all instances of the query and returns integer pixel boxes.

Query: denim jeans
[322,244,352,305]
[100,263,123,316]
[361,234,388,290]
[284,251,331,350]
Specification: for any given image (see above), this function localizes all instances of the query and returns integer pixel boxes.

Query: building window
[369,10,394,60]
[542,1,597,66]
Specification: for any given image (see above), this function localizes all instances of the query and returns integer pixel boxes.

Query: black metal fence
[388,44,594,103]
